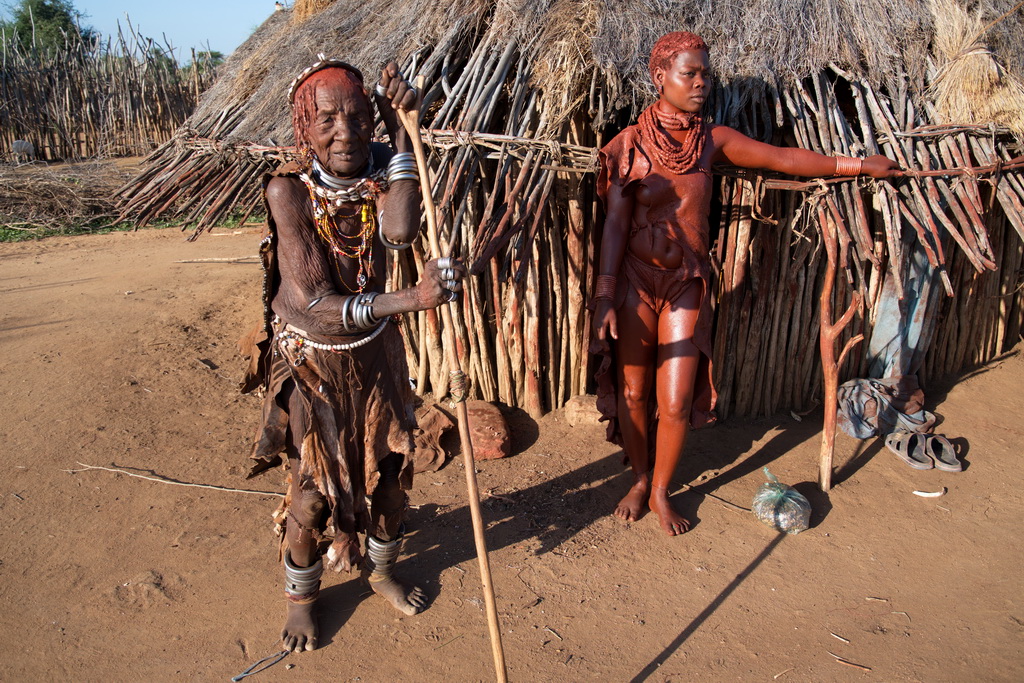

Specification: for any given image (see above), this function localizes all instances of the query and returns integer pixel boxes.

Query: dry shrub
[0,160,141,231]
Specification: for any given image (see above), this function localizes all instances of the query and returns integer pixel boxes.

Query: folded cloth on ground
[837,375,937,439]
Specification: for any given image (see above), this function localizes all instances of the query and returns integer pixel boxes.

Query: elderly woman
[242,58,463,652]
[593,32,898,536]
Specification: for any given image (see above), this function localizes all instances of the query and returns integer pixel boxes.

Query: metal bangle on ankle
[284,551,323,603]
[364,525,404,579]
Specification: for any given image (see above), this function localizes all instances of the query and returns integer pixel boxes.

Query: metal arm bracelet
[387,152,418,184]
[340,292,381,331]
[378,219,413,250]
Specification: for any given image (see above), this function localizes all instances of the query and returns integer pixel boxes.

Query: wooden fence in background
[1,27,216,160]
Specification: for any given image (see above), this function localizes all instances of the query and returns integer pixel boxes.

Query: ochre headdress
[647,32,710,84]
[288,55,368,152]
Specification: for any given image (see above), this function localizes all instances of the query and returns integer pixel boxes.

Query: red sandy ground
[0,227,1021,682]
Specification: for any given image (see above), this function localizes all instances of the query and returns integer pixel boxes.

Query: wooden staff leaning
[395,79,509,683]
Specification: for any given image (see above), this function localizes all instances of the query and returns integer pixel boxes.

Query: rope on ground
[675,482,751,512]
[64,462,285,497]
[231,649,289,681]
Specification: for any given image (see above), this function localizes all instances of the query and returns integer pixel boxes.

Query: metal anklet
[364,526,404,580]
[284,551,323,604]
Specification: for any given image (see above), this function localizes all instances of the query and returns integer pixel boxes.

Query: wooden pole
[396,81,508,683]
[817,202,864,491]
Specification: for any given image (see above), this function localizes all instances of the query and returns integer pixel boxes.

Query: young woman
[593,32,899,535]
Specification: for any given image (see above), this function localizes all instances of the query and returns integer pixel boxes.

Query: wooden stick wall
[115,46,1024,420]
[0,28,215,160]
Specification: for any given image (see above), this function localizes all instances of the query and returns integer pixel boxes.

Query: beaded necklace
[638,102,707,175]
[299,156,388,292]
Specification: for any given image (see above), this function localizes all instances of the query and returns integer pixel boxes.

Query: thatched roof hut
[117,0,1024,421]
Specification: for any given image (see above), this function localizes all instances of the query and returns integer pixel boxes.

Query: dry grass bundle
[589,0,934,121]
[0,160,141,232]
[528,0,598,134]
[294,0,337,22]
[929,0,1024,138]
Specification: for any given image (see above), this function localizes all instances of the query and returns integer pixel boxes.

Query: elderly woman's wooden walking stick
[395,80,508,683]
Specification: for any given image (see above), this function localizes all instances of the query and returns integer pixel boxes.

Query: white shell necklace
[299,157,389,208]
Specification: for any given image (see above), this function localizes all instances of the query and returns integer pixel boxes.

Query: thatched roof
[929,0,1024,134]
[174,0,1024,145]
[117,0,1024,232]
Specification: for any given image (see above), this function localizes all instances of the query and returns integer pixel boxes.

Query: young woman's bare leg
[613,287,659,521]
[649,282,702,535]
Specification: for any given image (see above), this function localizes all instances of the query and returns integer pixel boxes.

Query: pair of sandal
[884,431,962,472]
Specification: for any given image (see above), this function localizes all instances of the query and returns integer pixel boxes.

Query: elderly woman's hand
[417,256,465,309]
[375,62,418,113]
[374,62,418,154]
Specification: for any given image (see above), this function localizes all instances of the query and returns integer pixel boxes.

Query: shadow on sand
[320,407,837,655]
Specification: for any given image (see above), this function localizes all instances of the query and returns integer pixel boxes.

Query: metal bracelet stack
[364,527,404,582]
[833,156,863,176]
[387,152,417,184]
[594,274,617,301]
[341,291,380,332]
[284,551,323,604]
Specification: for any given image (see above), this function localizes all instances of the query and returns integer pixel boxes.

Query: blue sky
[70,1,276,57]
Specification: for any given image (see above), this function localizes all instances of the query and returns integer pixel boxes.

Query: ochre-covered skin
[593,33,900,536]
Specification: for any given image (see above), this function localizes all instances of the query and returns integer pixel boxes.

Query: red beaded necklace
[638,102,707,175]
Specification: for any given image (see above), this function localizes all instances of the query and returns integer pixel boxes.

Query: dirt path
[0,227,1020,682]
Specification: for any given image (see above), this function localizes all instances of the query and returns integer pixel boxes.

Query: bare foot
[365,572,428,616]
[614,477,651,522]
[649,485,690,536]
[281,599,317,652]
